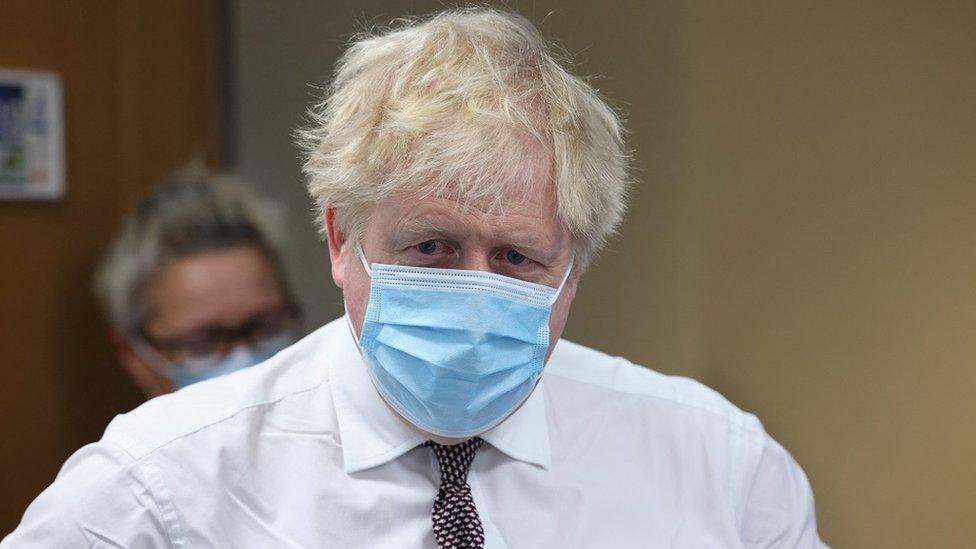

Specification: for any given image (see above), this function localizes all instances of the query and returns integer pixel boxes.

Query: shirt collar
[327,315,552,474]
[480,376,552,470]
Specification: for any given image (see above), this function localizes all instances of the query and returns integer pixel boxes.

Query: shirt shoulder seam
[92,439,185,547]
[112,373,332,462]
[545,364,765,442]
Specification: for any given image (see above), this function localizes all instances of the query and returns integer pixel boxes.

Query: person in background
[93,170,301,397]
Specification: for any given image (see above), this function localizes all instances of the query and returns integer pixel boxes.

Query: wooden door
[0,0,218,533]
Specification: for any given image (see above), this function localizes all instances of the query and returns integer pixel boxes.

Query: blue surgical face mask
[350,246,573,438]
[133,331,293,390]
[170,331,293,389]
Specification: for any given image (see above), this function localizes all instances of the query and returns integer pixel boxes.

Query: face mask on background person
[349,246,573,438]
[133,329,295,390]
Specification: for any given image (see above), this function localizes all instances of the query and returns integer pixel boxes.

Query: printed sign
[0,69,65,200]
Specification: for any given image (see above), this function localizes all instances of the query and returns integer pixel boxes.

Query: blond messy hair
[299,8,630,265]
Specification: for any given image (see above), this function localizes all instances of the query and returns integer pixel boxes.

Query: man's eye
[416,240,440,254]
[505,249,527,265]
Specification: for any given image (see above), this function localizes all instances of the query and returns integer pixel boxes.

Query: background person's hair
[93,168,293,334]
[299,8,631,267]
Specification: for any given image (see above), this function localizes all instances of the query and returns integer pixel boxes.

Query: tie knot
[425,437,483,485]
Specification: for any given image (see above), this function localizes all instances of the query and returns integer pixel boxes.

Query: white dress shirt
[3,317,824,548]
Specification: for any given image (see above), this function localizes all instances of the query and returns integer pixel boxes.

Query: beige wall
[686,3,976,546]
[232,1,976,546]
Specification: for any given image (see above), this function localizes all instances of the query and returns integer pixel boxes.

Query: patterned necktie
[425,437,486,549]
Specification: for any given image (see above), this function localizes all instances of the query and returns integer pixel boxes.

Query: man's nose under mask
[348,246,572,438]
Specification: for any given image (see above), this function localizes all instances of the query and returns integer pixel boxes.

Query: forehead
[370,177,565,247]
[145,246,284,337]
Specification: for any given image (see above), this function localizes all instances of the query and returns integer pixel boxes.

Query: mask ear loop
[345,245,373,346]
[549,255,575,305]
[355,245,372,276]
[128,335,178,380]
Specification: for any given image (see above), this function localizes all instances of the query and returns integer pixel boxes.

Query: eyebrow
[393,216,560,262]
[392,218,457,245]
[398,217,452,235]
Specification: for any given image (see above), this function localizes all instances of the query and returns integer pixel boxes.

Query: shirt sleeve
[1,440,174,548]
[739,435,828,548]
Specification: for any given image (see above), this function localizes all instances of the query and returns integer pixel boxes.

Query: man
[3,9,824,547]
[93,171,300,397]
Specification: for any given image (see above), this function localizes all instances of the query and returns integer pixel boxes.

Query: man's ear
[325,207,348,289]
[108,328,172,398]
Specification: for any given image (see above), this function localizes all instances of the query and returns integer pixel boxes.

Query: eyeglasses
[140,305,301,363]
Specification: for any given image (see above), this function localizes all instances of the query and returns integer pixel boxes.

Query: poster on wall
[0,69,65,200]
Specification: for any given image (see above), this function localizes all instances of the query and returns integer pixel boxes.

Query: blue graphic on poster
[0,70,64,200]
